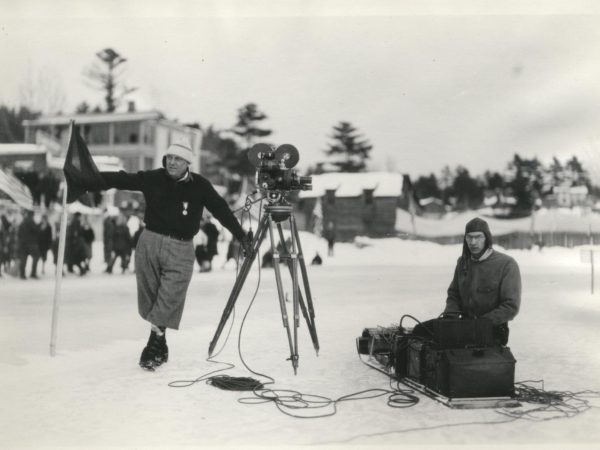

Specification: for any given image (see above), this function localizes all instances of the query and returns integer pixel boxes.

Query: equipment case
[422,346,516,398]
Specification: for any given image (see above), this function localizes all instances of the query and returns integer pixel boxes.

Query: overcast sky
[2,0,600,181]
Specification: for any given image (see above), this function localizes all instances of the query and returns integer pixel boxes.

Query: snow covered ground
[1,233,600,449]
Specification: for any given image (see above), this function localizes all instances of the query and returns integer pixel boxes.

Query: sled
[362,355,521,410]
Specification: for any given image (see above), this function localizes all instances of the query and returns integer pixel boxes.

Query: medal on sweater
[182,201,189,216]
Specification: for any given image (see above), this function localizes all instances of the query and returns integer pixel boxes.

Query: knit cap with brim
[462,217,493,259]
[165,143,193,164]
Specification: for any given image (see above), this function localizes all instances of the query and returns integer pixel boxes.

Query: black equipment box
[421,346,515,398]
[413,318,494,349]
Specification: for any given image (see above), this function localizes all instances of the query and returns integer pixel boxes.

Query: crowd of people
[0,210,56,279]
[0,207,242,280]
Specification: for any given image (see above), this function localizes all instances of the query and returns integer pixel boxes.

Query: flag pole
[50,122,73,357]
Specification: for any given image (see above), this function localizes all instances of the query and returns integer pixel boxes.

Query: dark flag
[62,121,106,203]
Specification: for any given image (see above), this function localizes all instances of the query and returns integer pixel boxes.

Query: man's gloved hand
[240,231,253,258]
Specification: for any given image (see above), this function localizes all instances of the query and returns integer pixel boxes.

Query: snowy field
[1,233,600,449]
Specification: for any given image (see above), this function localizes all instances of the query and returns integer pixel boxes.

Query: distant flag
[62,121,105,203]
[0,167,34,209]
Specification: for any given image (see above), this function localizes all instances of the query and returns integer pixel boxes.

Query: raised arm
[100,171,146,192]
[200,180,245,241]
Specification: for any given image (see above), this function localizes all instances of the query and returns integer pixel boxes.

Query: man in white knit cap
[99,140,251,370]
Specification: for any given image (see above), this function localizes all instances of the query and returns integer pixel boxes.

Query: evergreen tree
[483,170,505,191]
[413,173,441,199]
[230,103,272,176]
[75,102,91,114]
[565,155,590,187]
[324,121,373,172]
[231,103,272,149]
[0,105,39,143]
[507,154,543,213]
[548,156,564,186]
[84,48,137,112]
[452,166,484,210]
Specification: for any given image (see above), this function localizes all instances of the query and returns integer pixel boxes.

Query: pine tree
[324,121,372,172]
[507,154,543,213]
[452,166,484,210]
[413,173,441,199]
[229,103,272,176]
[0,105,39,143]
[231,103,272,149]
[84,48,137,113]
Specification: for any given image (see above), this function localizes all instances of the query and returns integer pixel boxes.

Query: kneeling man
[444,217,521,345]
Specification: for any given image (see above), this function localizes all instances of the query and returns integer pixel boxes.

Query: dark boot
[139,330,169,371]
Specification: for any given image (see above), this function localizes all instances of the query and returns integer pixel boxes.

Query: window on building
[326,190,336,205]
[84,123,110,144]
[143,124,155,144]
[114,122,140,144]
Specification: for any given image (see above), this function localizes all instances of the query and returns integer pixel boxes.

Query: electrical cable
[171,218,600,423]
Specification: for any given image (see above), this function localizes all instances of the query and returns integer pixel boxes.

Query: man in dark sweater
[444,217,521,345]
[100,142,251,370]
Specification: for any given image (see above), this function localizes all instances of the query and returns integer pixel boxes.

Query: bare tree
[84,48,137,112]
[19,63,66,114]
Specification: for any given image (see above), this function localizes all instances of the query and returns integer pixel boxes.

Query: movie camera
[208,143,319,374]
[248,143,312,194]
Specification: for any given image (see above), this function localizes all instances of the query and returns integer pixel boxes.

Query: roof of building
[552,184,589,195]
[22,110,164,126]
[0,144,46,155]
[299,172,404,198]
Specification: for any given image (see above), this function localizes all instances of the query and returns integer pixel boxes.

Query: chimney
[127,101,136,112]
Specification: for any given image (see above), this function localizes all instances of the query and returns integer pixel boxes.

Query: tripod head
[263,192,294,222]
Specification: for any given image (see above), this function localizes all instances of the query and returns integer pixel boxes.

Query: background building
[298,172,405,241]
[23,111,202,173]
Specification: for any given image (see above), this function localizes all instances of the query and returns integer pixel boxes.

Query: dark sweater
[100,169,244,241]
[445,250,521,326]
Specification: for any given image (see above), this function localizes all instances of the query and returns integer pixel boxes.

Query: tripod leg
[208,215,269,356]
[276,222,320,354]
[267,215,298,373]
[290,215,320,353]
[289,219,301,371]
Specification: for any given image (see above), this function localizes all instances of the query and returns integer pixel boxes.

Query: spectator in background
[132,219,145,249]
[51,220,60,269]
[17,210,40,279]
[201,217,220,272]
[39,170,60,208]
[81,215,95,273]
[66,212,87,275]
[193,228,209,272]
[222,237,241,270]
[325,221,336,257]
[103,211,115,274]
[107,213,133,274]
[311,252,323,265]
[37,214,53,275]
[0,214,14,276]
